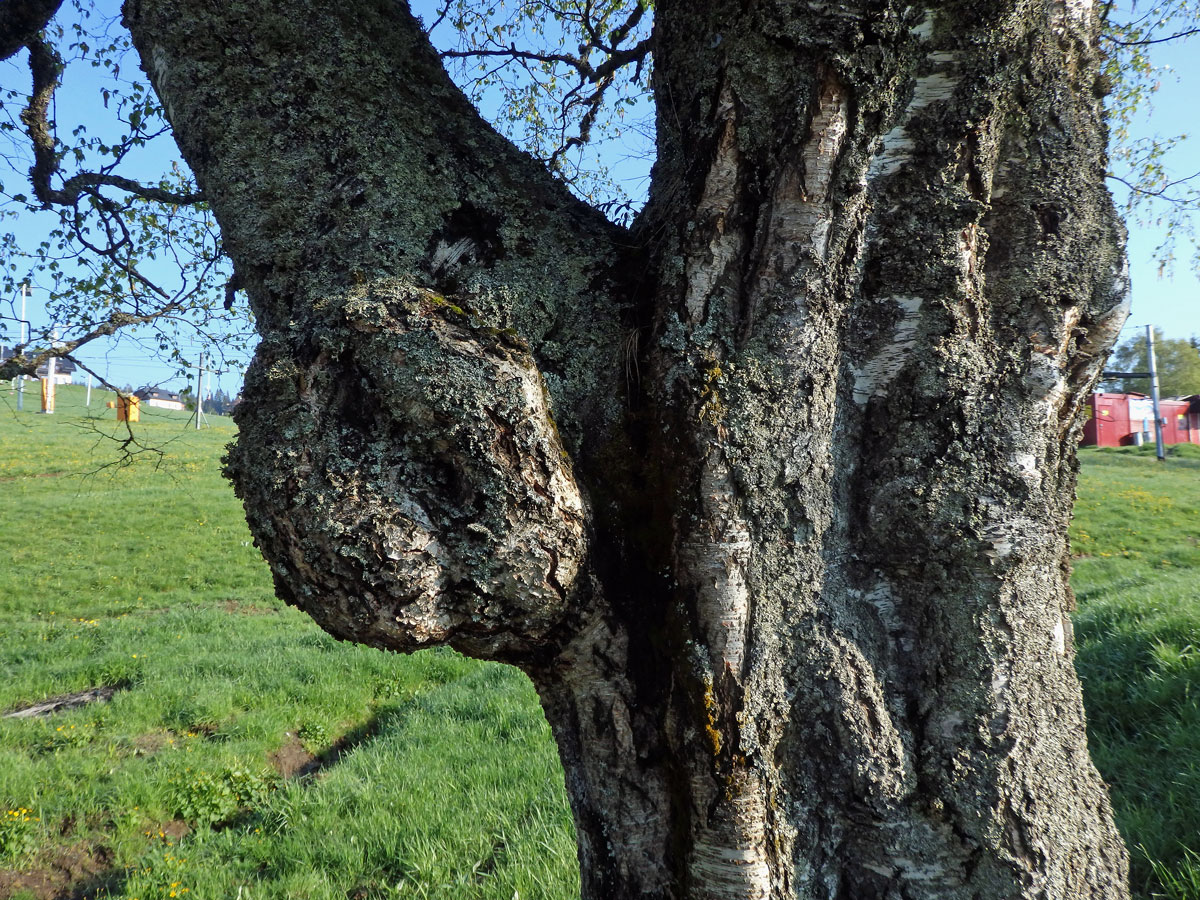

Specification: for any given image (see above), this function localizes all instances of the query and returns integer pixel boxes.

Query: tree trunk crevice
[125,0,1133,895]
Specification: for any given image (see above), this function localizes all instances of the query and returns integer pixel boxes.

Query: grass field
[0,383,1197,899]
[1072,446,1200,899]
[0,385,576,900]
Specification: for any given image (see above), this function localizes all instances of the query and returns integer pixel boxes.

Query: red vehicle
[1081,392,1200,447]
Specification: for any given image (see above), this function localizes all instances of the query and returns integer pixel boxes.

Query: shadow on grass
[67,865,127,900]
[267,695,419,784]
[1075,613,1200,899]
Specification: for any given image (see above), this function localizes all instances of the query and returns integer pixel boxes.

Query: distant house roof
[134,387,183,403]
[35,358,76,376]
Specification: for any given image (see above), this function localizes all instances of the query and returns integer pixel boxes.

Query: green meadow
[0,384,1197,899]
[1072,446,1200,900]
[0,385,575,900]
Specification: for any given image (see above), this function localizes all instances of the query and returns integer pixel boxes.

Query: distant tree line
[1102,328,1200,398]
[179,386,236,415]
[204,388,236,416]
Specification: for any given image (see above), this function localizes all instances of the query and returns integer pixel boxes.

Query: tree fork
[125,0,1132,895]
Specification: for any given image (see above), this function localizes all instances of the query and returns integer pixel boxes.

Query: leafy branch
[1,1,249,388]
[428,0,654,210]
[1100,0,1200,273]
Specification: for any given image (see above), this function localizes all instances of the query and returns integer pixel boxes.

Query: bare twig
[1107,169,1200,203]
[63,355,129,397]
[1103,26,1200,46]
[440,44,591,74]
[439,30,652,86]
[423,0,455,35]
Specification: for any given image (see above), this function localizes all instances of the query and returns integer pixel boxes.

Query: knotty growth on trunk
[125,0,1133,895]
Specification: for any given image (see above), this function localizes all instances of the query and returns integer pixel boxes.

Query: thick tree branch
[591,32,653,82]
[600,1,647,55]
[54,171,205,206]
[0,0,63,61]
[0,303,184,381]
[123,0,638,663]
[123,0,635,341]
[19,31,63,204]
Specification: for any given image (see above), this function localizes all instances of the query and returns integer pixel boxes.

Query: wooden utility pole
[41,326,56,414]
[191,352,208,429]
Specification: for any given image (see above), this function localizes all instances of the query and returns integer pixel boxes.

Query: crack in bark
[124,0,1134,894]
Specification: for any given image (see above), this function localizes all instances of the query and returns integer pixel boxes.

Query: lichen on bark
[125,0,1134,895]
[224,278,593,661]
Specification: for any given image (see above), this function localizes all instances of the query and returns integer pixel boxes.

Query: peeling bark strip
[126,0,1131,896]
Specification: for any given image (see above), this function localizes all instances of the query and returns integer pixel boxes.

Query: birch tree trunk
[124,0,1132,896]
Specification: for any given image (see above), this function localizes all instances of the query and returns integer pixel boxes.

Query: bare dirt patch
[0,842,116,900]
[269,717,385,780]
[131,731,169,755]
[0,472,68,484]
[269,734,318,778]
[128,725,216,757]
[144,819,190,843]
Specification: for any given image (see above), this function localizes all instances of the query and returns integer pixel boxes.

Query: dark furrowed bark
[0,0,64,62]
[124,0,1132,895]
[638,0,1131,894]
[123,0,636,661]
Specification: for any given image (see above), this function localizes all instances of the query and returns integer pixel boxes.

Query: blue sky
[2,1,1198,394]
